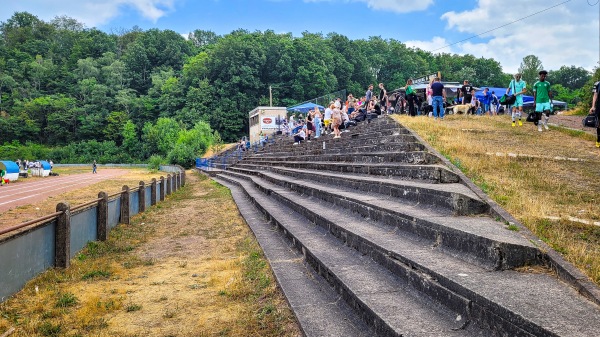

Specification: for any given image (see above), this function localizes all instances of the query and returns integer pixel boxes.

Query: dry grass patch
[392,114,600,283]
[0,172,300,337]
[0,167,160,229]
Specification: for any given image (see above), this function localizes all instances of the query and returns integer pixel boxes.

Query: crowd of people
[239,71,599,149]
[287,92,388,144]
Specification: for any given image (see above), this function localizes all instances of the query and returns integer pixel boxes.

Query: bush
[167,143,195,168]
[147,155,165,171]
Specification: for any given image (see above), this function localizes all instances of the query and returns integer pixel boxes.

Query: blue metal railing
[196,134,280,171]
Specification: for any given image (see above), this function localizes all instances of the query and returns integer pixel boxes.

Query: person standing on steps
[405,79,417,117]
[532,70,553,132]
[313,107,322,139]
[507,73,527,127]
[378,83,388,113]
[92,160,97,174]
[590,80,600,148]
[365,84,373,103]
[331,104,342,139]
[431,77,446,120]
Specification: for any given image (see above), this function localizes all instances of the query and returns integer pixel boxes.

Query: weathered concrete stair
[210,115,600,336]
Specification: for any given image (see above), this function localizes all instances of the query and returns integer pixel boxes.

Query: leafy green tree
[548,66,591,90]
[121,120,140,157]
[104,111,129,144]
[518,55,543,88]
[0,73,16,104]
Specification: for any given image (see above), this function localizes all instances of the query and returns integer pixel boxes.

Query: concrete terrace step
[236,161,460,183]
[247,151,441,165]
[221,169,539,270]
[228,165,488,215]
[253,142,427,157]
[215,173,600,337]
[216,178,376,337]
[215,175,480,337]
[259,136,423,156]
[274,133,418,152]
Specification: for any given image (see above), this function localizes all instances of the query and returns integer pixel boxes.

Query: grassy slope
[392,114,600,284]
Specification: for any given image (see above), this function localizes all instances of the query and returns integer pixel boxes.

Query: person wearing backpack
[589,80,600,148]
[506,73,527,127]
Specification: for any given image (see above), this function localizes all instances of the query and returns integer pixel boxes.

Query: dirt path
[0,169,128,214]
[551,114,597,134]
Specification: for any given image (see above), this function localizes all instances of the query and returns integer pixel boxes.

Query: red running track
[0,169,128,213]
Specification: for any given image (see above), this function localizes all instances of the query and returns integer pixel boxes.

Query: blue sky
[1,0,598,73]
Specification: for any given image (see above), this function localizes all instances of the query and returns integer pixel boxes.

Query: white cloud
[304,0,434,13]
[404,36,451,53]
[0,0,177,27]
[438,0,600,72]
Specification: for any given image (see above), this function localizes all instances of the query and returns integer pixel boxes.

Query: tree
[121,120,140,157]
[104,111,129,144]
[548,66,591,90]
[0,73,16,104]
[518,55,543,87]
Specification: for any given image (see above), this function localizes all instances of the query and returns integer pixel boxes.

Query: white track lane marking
[0,171,127,209]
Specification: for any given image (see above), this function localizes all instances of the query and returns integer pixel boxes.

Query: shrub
[148,155,165,171]
[167,143,195,168]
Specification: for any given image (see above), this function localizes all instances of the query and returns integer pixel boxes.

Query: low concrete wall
[0,169,186,303]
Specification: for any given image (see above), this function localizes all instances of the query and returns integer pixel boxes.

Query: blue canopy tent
[287,102,325,114]
[0,160,20,181]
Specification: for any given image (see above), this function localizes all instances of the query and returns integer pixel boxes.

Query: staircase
[209,116,600,336]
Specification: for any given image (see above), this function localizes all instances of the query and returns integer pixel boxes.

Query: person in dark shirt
[590,81,600,148]
[431,77,446,120]
[460,80,474,104]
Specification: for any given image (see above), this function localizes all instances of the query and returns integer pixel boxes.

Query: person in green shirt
[405,79,416,117]
[532,70,553,132]
[506,73,527,127]
[0,168,5,186]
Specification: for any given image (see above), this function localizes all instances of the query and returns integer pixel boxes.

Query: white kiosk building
[248,106,287,144]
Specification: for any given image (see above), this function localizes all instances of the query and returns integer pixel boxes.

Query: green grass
[56,293,78,308]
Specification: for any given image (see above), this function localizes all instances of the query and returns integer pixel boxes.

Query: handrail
[108,191,122,199]
[71,198,103,212]
[0,211,63,236]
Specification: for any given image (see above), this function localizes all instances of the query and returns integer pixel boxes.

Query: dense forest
[0,12,596,166]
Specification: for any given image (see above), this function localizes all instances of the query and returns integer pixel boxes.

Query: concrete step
[229,165,488,215]
[253,142,427,157]
[215,174,480,337]
[247,151,441,165]
[215,177,376,337]
[257,137,424,157]
[275,133,418,152]
[215,173,600,337]
[221,169,539,270]
[236,161,460,183]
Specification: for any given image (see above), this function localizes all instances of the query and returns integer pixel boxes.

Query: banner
[260,116,279,130]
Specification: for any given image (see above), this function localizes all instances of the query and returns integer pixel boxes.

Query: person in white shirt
[324,104,333,134]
